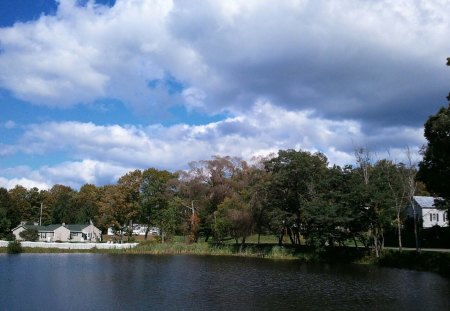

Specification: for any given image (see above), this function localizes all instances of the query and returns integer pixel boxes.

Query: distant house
[12,222,102,242]
[107,224,159,236]
[407,196,449,228]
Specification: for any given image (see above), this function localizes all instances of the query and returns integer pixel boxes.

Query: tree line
[0,148,435,255]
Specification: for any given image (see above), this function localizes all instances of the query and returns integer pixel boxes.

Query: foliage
[7,240,23,254]
[1,145,439,253]
[418,59,450,210]
[19,228,39,242]
[418,104,450,203]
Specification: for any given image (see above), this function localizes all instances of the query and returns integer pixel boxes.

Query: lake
[1,254,449,310]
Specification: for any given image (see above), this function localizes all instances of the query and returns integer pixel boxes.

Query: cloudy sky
[0,0,449,189]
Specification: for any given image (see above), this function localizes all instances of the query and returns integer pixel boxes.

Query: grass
[2,236,449,277]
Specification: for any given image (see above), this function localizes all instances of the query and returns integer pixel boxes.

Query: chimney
[62,223,66,227]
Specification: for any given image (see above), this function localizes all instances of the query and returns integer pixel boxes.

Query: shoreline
[2,241,449,277]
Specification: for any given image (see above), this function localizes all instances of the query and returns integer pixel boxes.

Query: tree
[19,228,39,242]
[182,156,244,242]
[418,59,450,221]
[0,188,12,238]
[118,170,143,238]
[418,104,450,200]
[265,150,329,245]
[140,168,177,241]
[8,185,32,224]
[75,184,101,224]
[47,185,77,224]
[97,184,138,242]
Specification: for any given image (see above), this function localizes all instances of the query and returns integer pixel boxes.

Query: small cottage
[12,222,102,242]
[407,196,449,228]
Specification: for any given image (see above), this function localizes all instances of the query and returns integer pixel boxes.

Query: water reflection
[0,254,449,310]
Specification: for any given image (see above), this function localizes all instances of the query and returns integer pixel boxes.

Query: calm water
[1,254,449,311]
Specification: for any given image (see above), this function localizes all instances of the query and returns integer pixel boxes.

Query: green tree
[75,184,101,223]
[215,194,253,250]
[302,165,353,249]
[0,188,12,238]
[418,58,450,215]
[265,149,329,245]
[8,185,32,223]
[140,168,177,241]
[48,185,77,224]
[418,104,450,203]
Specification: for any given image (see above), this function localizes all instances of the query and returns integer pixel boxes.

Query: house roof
[15,223,93,233]
[413,196,437,209]
[65,224,90,232]
[22,224,66,232]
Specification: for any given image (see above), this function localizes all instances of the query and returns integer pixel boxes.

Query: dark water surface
[1,254,449,310]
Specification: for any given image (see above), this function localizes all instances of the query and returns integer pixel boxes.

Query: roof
[16,224,92,233]
[65,224,90,232]
[413,196,437,209]
[22,224,66,232]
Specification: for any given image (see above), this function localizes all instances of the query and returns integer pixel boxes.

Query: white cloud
[0,101,425,189]
[0,0,448,124]
[3,120,16,129]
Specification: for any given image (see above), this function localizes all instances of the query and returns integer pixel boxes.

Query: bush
[7,240,23,254]
[19,228,39,242]
[5,232,15,241]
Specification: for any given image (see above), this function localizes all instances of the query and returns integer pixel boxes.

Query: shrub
[7,240,23,254]
[19,228,39,242]
[5,232,15,241]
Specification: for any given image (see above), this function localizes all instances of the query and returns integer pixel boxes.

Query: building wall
[38,232,54,242]
[53,226,71,241]
[422,209,449,228]
[82,225,102,241]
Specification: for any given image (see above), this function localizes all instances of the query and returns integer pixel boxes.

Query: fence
[0,240,138,249]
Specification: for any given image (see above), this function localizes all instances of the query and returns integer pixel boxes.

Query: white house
[407,196,449,228]
[107,224,159,236]
[12,223,102,242]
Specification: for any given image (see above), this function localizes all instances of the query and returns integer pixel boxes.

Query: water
[1,254,449,311]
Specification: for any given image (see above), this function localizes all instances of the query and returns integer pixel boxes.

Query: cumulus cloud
[0,0,448,125]
[0,101,425,189]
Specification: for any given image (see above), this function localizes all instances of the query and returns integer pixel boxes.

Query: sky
[0,0,449,190]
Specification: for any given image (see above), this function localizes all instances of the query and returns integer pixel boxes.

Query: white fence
[0,240,138,250]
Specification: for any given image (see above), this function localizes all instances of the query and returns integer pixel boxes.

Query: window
[444,212,448,222]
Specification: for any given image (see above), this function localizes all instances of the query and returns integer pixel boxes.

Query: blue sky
[0,0,449,189]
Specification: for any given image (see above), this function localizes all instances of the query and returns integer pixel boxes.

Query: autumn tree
[97,182,141,242]
[177,167,210,242]
[8,185,32,224]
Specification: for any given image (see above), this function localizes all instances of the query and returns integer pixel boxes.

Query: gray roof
[20,224,90,233]
[413,196,437,209]
[65,224,89,232]
[23,224,65,232]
